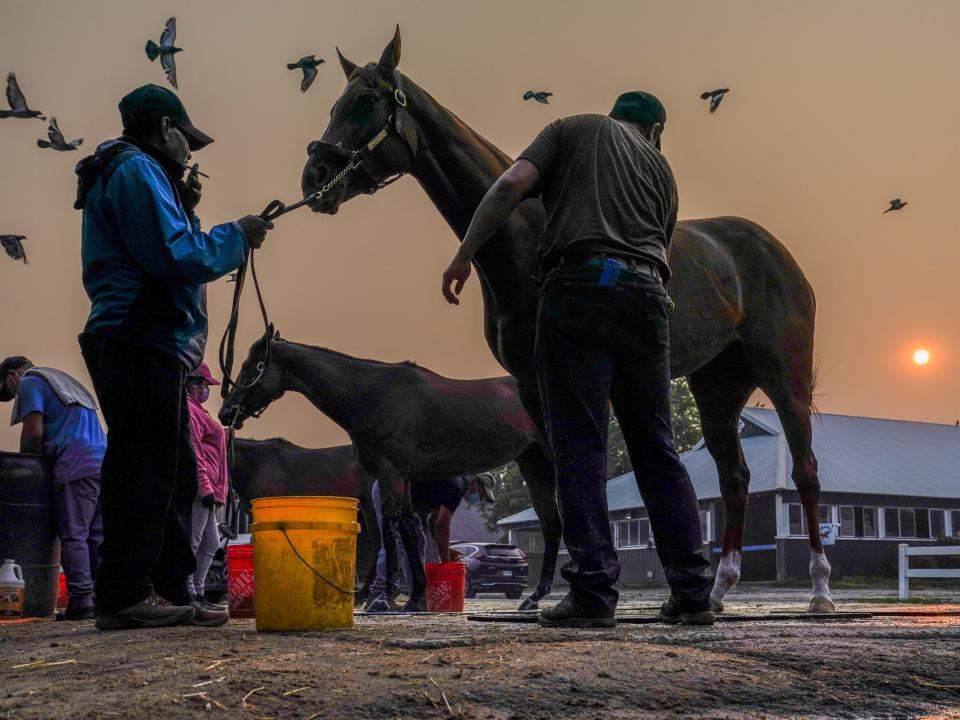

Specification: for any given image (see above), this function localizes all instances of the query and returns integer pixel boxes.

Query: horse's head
[218,325,286,430]
[301,26,418,214]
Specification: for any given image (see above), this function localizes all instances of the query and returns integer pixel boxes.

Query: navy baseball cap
[610,91,667,126]
[118,84,214,150]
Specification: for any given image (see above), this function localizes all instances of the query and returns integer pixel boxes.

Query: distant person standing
[75,84,273,630]
[184,363,228,608]
[442,92,714,627]
[0,356,104,621]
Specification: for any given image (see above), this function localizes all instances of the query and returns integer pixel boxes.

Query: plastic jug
[0,559,25,617]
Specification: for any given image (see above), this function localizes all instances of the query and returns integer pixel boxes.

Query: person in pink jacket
[185,363,229,607]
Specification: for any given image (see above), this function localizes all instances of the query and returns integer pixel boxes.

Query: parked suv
[452,542,528,599]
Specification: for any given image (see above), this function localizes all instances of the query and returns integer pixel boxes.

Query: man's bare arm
[19,412,43,454]
[441,159,541,305]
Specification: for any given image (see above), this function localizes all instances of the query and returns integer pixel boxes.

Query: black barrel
[0,451,59,616]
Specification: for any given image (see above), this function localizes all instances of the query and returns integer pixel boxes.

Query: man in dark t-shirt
[413,474,494,562]
[441,91,713,627]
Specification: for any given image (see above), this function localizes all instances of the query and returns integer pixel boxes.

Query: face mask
[197,386,210,404]
[464,491,480,506]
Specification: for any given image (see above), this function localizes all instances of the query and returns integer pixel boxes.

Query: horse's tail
[810,363,823,424]
[145,40,161,61]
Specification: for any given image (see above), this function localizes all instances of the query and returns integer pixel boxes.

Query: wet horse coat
[220,331,543,610]
[300,28,834,613]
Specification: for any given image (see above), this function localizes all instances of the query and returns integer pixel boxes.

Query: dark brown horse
[301,28,833,613]
[219,329,545,611]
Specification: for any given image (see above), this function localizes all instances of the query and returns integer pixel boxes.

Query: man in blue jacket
[75,84,272,630]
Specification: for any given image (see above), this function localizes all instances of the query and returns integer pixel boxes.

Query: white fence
[898,543,960,600]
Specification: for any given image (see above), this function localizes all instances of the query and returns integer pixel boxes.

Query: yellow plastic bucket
[251,496,359,631]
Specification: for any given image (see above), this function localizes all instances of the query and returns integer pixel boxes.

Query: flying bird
[287,55,325,93]
[523,90,553,105]
[884,198,907,213]
[1,235,28,264]
[37,117,83,151]
[0,73,46,120]
[700,88,730,114]
[145,17,182,89]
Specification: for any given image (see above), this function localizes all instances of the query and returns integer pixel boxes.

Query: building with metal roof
[499,409,960,583]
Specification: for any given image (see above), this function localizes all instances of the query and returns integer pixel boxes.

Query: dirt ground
[3,586,960,720]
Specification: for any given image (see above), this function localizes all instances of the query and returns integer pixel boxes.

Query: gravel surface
[2,587,959,719]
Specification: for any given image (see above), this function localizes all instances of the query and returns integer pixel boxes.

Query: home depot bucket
[227,543,255,618]
[251,497,359,631]
[425,561,466,612]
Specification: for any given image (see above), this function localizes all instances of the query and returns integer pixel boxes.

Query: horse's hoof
[518,597,539,612]
[710,596,725,614]
[401,597,427,613]
[364,595,392,614]
[807,596,836,614]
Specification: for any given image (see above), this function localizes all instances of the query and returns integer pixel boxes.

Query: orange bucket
[227,543,255,618]
[425,562,466,612]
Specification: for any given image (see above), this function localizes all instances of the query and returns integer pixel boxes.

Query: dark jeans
[79,332,198,614]
[54,476,103,610]
[534,267,712,614]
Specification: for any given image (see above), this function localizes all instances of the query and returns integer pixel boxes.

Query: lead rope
[218,75,413,400]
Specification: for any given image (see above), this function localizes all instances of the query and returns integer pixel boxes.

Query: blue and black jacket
[77,139,247,370]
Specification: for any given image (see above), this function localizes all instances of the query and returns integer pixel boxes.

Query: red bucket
[56,570,68,612]
[425,562,466,612]
[227,543,255,618]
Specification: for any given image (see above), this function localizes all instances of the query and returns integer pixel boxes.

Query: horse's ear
[336,47,358,79]
[378,25,401,71]
[273,328,281,340]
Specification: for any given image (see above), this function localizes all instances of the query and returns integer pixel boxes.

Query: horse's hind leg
[754,347,833,613]
[688,343,757,614]
[513,442,560,611]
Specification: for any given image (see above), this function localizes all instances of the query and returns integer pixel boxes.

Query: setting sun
[913,349,931,365]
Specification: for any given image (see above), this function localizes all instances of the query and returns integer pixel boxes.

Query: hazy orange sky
[2,0,958,452]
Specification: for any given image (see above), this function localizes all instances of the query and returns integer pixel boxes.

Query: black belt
[555,252,662,281]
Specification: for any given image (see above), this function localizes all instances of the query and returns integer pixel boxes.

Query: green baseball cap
[610,91,667,127]
[118,84,214,150]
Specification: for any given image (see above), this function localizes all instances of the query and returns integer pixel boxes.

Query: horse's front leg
[398,507,427,612]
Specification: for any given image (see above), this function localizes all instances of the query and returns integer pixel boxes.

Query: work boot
[194,593,227,611]
[95,594,193,630]
[659,595,715,626]
[56,605,96,621]
[538,594,616,629]
[184,600,229,627]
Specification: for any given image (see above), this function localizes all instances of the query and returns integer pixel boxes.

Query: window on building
[699,509,712,544]
[617,517,651,548]
[884,508,922,538]
[786,503,833,536]
[952,510,960,540]
[930,509,946,539]
[788,504,804,536]
[900,508,916,538]
[838,506,879,539]
[839,506,856,537]
[513,530,544,554]
[884,508,900,538]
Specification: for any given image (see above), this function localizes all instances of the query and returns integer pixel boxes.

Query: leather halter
[309,69,417,194]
